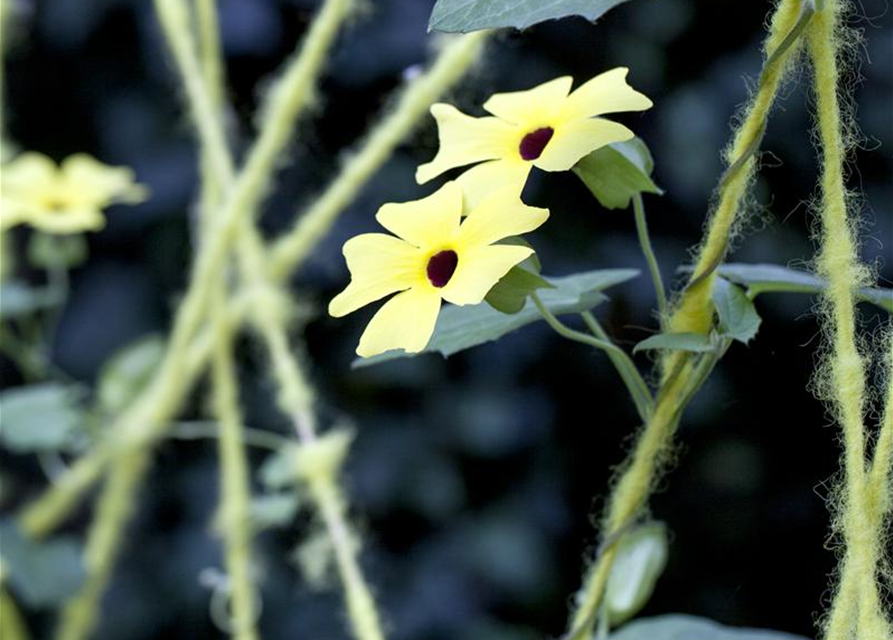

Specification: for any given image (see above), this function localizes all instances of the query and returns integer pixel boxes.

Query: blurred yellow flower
[416,68,652,209]
[0,152,147,234]
[329,181,548,357]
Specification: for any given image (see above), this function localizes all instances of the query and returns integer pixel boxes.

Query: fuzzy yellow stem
[569,369,689,636]
[566,3,814,637]
[16,0,356,538]
[868,336,893,518]
[162,2,385,634]
[267,31,491,280]
[808,3,891,637]
[54,451,150,640]
[666,0,805,343]
[16,24,489,539]
[0,587,31,640]
[195,0,223,108]
[211,287,260,640]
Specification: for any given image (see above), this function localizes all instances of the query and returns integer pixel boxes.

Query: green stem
[632,194,667,324]
[171,421,289,451]
[531,293,653,422]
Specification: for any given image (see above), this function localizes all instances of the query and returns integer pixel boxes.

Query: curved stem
[532,293,653,422]
[632,194,667,324]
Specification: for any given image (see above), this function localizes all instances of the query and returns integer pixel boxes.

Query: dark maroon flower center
[426,250,458,288]
[518,127,554,161]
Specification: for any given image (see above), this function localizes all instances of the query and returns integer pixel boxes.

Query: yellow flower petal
[375,181,462,249]
[416,104,518,184]
[454,158,532,212]
[440,244,534,306]
[559,67,653,121]
[534,118,634,172]
[356,286,442,357]
[456,186,549,248]
[483,76,573,126]
[329,233,423,317]
[27,208,107,234]
[1,152,57,204]
[60,154,148,206]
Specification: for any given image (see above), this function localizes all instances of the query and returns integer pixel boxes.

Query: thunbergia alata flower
[0,152,147,234]
[329,181,548,357]
[416,68,652,209]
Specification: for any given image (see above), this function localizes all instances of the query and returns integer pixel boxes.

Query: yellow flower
[416,68,652,209]
[329,181,548,357]
[0,152,147,234]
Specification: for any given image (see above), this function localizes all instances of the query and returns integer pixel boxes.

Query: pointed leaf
[712,263,892,313]
[633,332,715,354]
[713,278,761,344]
[485,265,554,314]
[572,138,662,210]
[355,269,639,367]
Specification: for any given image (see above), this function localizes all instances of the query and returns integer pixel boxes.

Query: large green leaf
[429,0,636,33]
[354,269,639,367]
[0,384,86,453]
[715,263,892,313]
[573,138,662,210]
[609,614,811,640]
[0,521,85,609]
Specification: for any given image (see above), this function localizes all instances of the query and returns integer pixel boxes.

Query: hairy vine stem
[565,1,813,637]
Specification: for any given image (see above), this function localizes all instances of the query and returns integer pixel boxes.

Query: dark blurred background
[2,0,892,638]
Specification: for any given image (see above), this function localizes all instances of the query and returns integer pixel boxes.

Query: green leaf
[0,384,86,453]
[429,0,636,33]
[605,522,668,625]
[0,520,85,609]
[712,279,762,344]
[633,332,715,355]
[572,138,662,210]
[608,614,811,640]
[27,233,88,270]
[250,492,301,530]
[96,335,166,414]
[0,281,64,319]
[485,265,554,314]
[259,445,301,490]
[354,269,639,367]
[714,263,893,313]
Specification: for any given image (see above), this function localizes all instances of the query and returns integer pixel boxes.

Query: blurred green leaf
[0,384,86,453]
[354,269,639,367]
[633,332,715,354]
[96,335,166,414]
[259,445,300,490]
[27,233,88,270]
[608,614,811,639]
[0,520,85,609]
[0,281,64,319]
[713,279,761,344]
[605,522,668,625]
[250,492,301,530]
[713,263,892,313]
[485,265,554,314]
[572,138,662,210]
[429,0,636,33]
